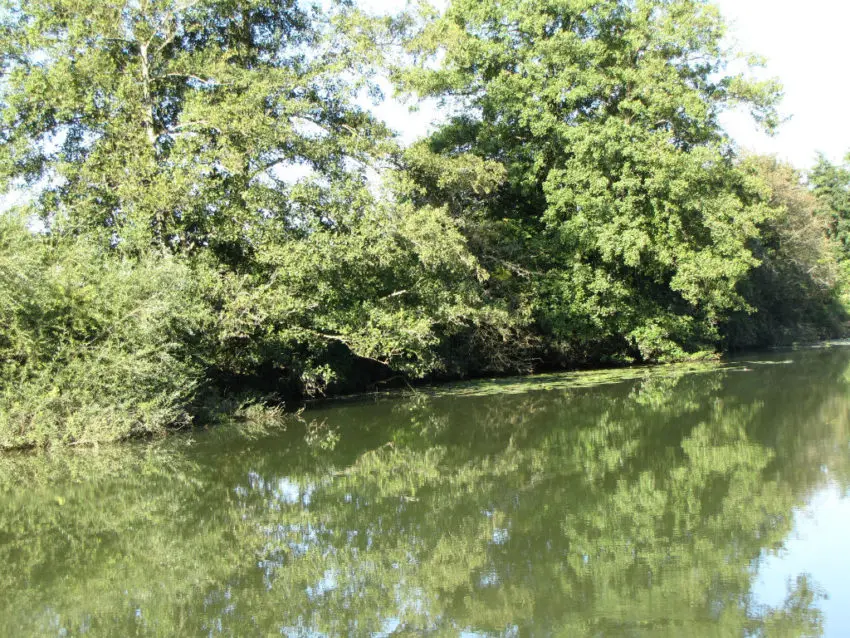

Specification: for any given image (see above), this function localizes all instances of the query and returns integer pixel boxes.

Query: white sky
[715,0,850,168]
[364,0,850,169]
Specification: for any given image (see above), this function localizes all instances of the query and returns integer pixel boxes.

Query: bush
[723,157,848,348]
[0,216,204,448]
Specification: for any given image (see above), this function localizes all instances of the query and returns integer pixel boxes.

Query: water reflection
[2,347,850,635]
[753,483,850,636]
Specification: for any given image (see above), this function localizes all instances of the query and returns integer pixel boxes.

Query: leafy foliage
[0,0,516,446]
[0,214,204,447]
[395,0,785,360]
[0,0,391,256]
[810,153,850,255]
[724,156,845,347]
[0,0,847,447]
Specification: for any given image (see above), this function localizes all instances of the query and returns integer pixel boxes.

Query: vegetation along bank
[1,0,849,448]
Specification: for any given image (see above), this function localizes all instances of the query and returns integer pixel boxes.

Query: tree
[0,0,390,259]
[396,0,783,361]
[810,153,850,256]
[0,0,516,442]
[724,156,845,348]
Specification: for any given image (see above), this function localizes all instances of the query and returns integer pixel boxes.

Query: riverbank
[6,340,848,453]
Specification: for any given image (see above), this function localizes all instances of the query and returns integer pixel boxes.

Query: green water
[3,347,850,637]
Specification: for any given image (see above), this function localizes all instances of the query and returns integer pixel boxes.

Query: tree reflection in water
[3,347,849,636]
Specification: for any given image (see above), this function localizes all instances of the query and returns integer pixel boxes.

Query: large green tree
[0,0,514,445]
[0,0,389,257]
[396,0,784,361]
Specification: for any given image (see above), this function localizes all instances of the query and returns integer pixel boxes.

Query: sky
[364,0,850,170]
[715,0,850,168]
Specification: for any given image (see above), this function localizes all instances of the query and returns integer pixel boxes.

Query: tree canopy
[0,0,848,447]
[0,0,394,253]
[395,0,788,360]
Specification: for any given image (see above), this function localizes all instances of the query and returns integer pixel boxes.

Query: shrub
[0,215,204,448]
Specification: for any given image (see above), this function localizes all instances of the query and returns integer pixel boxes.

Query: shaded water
[3,346,850,636]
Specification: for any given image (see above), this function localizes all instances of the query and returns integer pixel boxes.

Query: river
[2,345,850,636]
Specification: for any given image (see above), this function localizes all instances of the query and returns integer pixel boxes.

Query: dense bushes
[723,157,847,348]
[0,0,848,448]
[0,201,522,447]
[0,216,204,447]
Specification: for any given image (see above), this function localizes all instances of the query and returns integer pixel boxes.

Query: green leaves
[0,0,389,254]
[0,215,205,448]
[810,152,850,255]
[396,0,787,361]
[722,156,847,348]
[0,0,845,447]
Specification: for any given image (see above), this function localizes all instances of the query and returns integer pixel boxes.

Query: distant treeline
[1,0,848,448]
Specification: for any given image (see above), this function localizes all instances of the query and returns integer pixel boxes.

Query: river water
[2,346,850,636]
